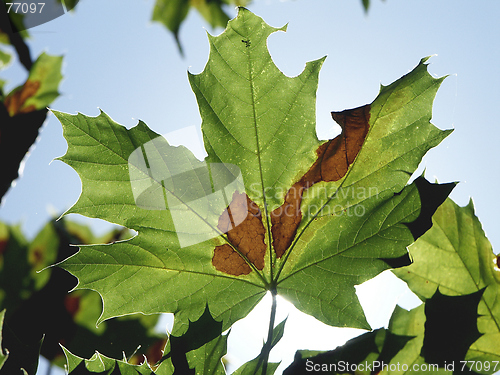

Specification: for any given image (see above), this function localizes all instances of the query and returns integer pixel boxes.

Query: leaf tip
[420,55,437,65]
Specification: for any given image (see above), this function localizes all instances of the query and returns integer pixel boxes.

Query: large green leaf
[55,8,452,339]
[394,198,500,372]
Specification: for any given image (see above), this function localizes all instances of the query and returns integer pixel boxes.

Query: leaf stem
[260,288,277,375]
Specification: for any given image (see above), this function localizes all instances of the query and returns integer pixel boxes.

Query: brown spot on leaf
[213,244,252,276]
[270,184,304,258]
[212,192,266,276]
[324,105,371,180]
[271,104,370,257]
[4,80,40,116]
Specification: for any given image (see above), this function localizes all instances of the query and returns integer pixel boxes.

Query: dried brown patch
[270,184,304,258]
[212,192,266,276]
[4,80,40,115]
[213,244,252,276]
[271,104,370,258]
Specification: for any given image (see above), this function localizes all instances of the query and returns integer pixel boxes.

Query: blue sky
[1,0,499,373]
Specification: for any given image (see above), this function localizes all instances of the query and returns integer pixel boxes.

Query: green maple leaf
[394,198,500,372]
[55,8,453,341]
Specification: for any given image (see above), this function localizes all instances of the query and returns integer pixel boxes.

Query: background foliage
[0,217,167,373]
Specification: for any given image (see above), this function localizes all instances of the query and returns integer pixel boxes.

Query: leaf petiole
[254,287,278,375]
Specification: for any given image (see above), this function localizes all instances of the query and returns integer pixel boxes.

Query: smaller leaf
[59,0,80,11]
[4,52,63,116]
[152,0,248,54]
[361,0,386,13]
[268,317,287,350]
[160,306,225,374]
[393,198,500,370]
[190,0,230,30]
[152,0,190,54]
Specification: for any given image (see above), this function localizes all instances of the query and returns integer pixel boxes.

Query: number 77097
[5,3,46,14]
